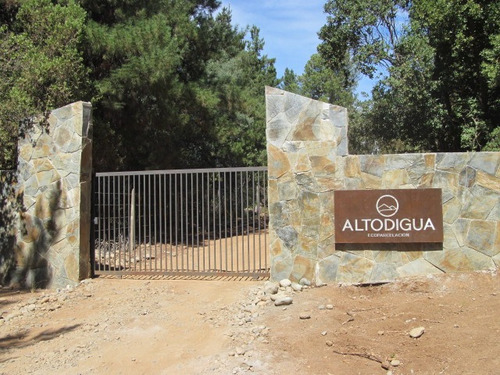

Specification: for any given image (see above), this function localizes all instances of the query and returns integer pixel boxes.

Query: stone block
[276,226,298,251]
[424,154,436,168]
[433,171,459,194]
[267,144,290,178]
[316,177,343,192]
[271,254,293,282]
[310,156,336,176]
[443,197,462,224]
[270,238,283,257]
[265,86,286,119]
[459,166,477,187]
[425,247,494,272]
[295,172,319,192]
[345,156,361,178]
[397,258,443,277]
[290,255,315,282]
[437,153,469,171]
[360,155,386,177]
[373,250,404,265]
[461,185,498,220]
[317,235,336,259]
[337,252,375,284]
[317,254,341,283]
[475,170,500,191]
[418,173,435,187]
[465,220,498,257]
[407,156,428,183]
[400,250,424,262]
[278,179,298,201]
[360,172,382,189]
[382,169,410,188]
[469,152,500,175]
[370,262,399,282]
[452,219,470,247]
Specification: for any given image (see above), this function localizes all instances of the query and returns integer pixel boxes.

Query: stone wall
[265,87,500,284]
[7,101,93,288]
[0,170,19,284]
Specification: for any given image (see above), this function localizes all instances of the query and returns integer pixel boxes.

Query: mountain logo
[376,195,399,217]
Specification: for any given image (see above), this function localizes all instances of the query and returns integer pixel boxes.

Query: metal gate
[92,167,269,278]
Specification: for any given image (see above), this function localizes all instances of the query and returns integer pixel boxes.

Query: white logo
[376,195,399,217]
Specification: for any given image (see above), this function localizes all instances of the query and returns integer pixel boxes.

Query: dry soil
[0,270,499,375]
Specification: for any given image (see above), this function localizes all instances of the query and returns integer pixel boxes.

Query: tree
[0,0,89,169]
[206,26,279,167]
[318,0,500,153]
[82,1,277,170]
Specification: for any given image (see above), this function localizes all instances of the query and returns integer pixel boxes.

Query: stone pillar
[265,87,348,282]
[15,101,93,288]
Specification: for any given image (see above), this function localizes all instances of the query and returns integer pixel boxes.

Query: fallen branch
[331,350,383,364]
[342,311,355,325]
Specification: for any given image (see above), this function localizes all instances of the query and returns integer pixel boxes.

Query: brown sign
[334,189,443,243]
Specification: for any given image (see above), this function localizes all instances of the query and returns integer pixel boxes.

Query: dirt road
[1,271,498,374]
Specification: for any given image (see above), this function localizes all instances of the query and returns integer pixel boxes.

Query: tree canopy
[1,0,499,171]
[0,0,278,171]
[318,0,500,153]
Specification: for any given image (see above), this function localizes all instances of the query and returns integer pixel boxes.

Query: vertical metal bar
[229,171,233,272]
[161,173,165,272]
[111,175,115,270]
[105,176,110,270]
[202,172,206,271]
[240,171,245,271]
[174,173,179,271]
[169,173,173,271]
[134,176,139,272]
[185,173,189,271]
[252,171,256,272]
[246,171,250,272]
[191,172,195,272]
[142,174,146,271]
[218,172,222,272]
[96,176,101,272]
[212,172,216,271]
[147,175,151,270]
[196,173,200,271]
[264,170,268,271]
[235,171,240,273]
[180,173,185,271]
[223,172,228,272]
[153,174,157,271]
[122,176,126,269]
[257,171,262,272]
[117,175,122,270]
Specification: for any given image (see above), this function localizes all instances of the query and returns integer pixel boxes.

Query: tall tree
[319,0,500,153]
[0,0,89,169]
[206,26,279,166]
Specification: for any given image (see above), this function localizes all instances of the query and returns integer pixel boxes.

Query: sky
[219,0,376,97]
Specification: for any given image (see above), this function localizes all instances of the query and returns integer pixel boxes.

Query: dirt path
[1,271,499,375]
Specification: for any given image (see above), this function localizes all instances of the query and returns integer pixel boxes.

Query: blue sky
[219,0,376,97]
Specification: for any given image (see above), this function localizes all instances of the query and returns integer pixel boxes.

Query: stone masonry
[12,101,93,289]
[265,87,500,284]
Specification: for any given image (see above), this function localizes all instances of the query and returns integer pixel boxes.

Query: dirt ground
[0,270,498,375]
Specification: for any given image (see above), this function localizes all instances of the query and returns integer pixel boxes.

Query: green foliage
[0,0,89,169]
[319,0,500,153]
[83,2,277,170]
[0,0,277,171]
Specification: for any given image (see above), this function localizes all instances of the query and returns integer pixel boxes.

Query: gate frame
[91,166,269,279]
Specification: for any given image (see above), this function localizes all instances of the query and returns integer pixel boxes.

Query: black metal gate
[92,167,269,278]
